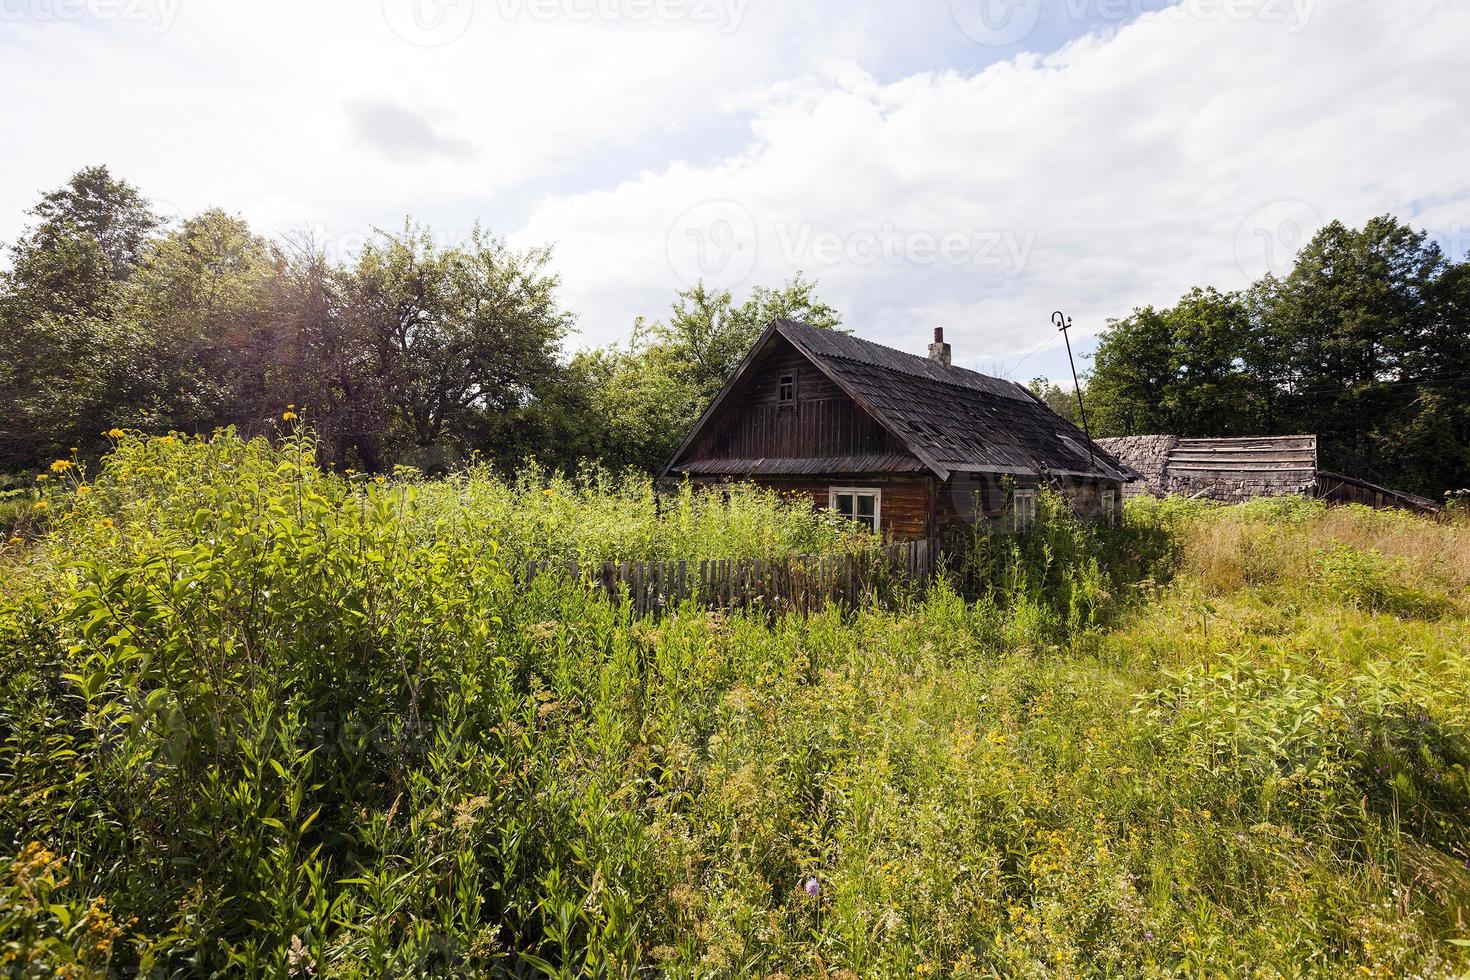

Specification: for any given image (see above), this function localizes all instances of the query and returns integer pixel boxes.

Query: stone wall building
[1096,434,1317,504]
[1091,435,1180,499]
[1096,434,1440,513]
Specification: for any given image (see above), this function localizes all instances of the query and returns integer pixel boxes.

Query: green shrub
[1318,545,1452,619]
[942,488,1182,640]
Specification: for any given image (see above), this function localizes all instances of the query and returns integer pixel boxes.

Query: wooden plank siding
[1316,471,1440,514]
[739,475,936,538]
[703,472,1119,539]
[687,340,913,463]
[1164,436,1318,489]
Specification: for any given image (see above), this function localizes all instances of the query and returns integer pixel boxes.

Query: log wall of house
[749,475,935,538]
[934,474,1121,531]
[933,474,1016,527]
[735,473,1125,539]
[690,342,907,460]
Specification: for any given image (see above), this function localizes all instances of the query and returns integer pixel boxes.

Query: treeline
[5,167,1468,497]
[0,166,839,478]
[1077,217,1470,496]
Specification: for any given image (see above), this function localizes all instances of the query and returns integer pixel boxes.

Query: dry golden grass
[1179,499,1470,598]
[1311,507,1470,591]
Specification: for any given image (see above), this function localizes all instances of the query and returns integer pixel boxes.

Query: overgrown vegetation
[1,432,1468,976]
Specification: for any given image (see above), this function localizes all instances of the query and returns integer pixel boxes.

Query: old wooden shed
[1095,434,1440,513]
[662,320,1136,537]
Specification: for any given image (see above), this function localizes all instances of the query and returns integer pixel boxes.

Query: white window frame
[1012,488,1038,532]
[828,486,882,532]
[1102,488,1117,526]
[778,372,796,404]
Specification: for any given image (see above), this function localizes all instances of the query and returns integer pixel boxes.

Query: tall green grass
[1,432,1467,976]
[413,460,872,566]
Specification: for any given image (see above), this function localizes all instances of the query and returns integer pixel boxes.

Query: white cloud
[0,0,822,240]
[513,0,1470,373]
[2,0,1467,380]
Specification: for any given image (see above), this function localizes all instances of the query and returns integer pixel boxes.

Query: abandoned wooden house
[1096,434,1440,514]
[662,320,1136,537]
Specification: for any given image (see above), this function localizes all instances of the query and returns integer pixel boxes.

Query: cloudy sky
[3,0,1467,381]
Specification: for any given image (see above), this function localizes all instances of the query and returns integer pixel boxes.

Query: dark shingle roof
[780,322,1032,402]
[776,320,1133,481]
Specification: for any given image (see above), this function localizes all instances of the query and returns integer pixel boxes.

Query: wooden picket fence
[521,537,939,616]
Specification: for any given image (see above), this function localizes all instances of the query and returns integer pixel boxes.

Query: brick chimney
[928,327,951,368]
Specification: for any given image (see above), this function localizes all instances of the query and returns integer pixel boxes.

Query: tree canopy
[3,168,1466,498]
[0,167,841,480]
[1088,217,1469,496]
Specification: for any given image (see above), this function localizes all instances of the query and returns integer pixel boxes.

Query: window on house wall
[1102,488,1117,526]
[778,373,796,404]
[1012,488,1038,532]
[829,487,881,532]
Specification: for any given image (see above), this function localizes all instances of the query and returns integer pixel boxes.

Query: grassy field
[1,430,1468,977]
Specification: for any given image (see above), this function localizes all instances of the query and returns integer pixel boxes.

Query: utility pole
[1053,310,1095,468]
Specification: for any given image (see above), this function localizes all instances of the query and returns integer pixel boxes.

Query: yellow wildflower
[6,537,21,546]
[104,428,126,439]
[79,896,128,964]
[543,488,554,497]
[50,459,74,473]
[10,842,67,894]
[35,474,48,483]
[99,518,114,529]
[282,410,299,422]
[76,485,91,496]
[33,501,49,511]
[374,476,386,485]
